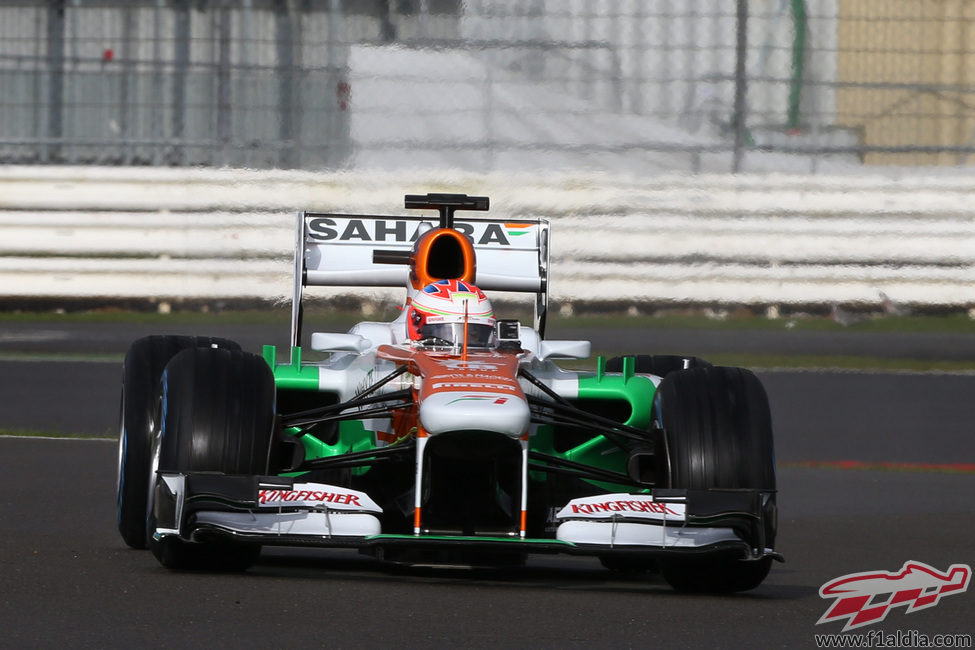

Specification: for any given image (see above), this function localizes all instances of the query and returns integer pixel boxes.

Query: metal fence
[0,0,354,168]
[1,0,974,172]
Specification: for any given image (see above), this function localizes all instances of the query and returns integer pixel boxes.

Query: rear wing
[290,203,550,347]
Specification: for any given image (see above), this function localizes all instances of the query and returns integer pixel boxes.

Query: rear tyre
[147,347,276,571]
[654,366,776,593]
[116,335,240,549]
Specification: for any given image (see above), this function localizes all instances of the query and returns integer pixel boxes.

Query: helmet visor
[419,322,496,348]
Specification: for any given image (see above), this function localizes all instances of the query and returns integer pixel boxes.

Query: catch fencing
[1,1,974,173]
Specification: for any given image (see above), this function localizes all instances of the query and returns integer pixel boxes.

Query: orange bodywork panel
[377,345,524,402]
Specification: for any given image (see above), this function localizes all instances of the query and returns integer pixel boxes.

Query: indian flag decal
[505,223,535,237]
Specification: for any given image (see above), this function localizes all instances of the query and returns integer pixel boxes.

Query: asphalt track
[1,322,974,648]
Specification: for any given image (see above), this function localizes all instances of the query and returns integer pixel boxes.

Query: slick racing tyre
[597,355,710,575]
[654,366,776,593]
[116,335,240,549]
[605,354,711,378]
[147,347,276,571]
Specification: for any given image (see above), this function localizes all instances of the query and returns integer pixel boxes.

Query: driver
[407,279,496,348]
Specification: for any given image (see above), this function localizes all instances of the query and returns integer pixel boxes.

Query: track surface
[1,322,974,647]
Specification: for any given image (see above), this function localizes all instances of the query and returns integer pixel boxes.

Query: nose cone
[419,391,530,436]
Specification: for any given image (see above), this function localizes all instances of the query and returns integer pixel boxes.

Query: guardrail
[2,166,974,311]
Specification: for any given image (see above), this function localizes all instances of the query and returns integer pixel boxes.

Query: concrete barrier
[2,166,974,310]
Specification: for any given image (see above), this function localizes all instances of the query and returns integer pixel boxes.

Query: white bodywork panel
[419,390,531,436]
[556,520,740,548]
[554,493,740,548]
[195,511,382,538]
[155,479,383,540]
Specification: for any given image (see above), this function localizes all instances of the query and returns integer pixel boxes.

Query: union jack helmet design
[407,279,496,347]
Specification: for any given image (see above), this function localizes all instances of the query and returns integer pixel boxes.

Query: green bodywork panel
[531,356,656,490]
[265,345,376,474]
[263,345,319,391]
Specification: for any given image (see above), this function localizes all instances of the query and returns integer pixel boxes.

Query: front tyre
[659,555,773,593]
[147,347,276,570]
[655,366,776,593]
[116,335,240,549]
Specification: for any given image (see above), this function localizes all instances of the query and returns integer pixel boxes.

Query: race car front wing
[151,473,779,562]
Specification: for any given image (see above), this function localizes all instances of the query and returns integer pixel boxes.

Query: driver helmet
[407,279,496,348]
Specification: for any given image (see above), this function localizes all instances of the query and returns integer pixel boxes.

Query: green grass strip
[0,428,114,440]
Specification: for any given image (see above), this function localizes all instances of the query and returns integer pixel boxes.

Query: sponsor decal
[817,561,971,631]
[416,353,524,397]
[556,494,685,521]
[505,223,535,237]
[432,381,518,392]
[444,395,510,406]
[569,499,681,517]
[438,372,508,380]
[308,218,411,243]
[439,359,501,371]
[307,218,533,247]
[259,489,362,506]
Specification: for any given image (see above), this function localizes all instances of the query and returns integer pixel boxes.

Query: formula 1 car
[115,193,779,592]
